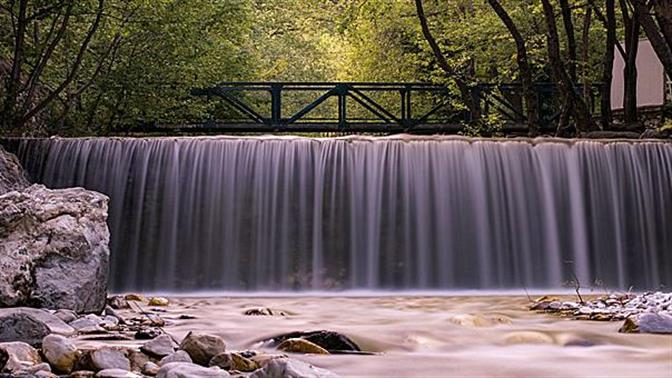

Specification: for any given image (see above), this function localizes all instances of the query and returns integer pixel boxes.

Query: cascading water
[6,136,672,291]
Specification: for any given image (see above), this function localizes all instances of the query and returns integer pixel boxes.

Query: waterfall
[7,136,672,291]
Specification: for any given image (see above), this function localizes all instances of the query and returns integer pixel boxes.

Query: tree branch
[20,0,105,125]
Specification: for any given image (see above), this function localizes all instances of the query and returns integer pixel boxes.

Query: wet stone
[0,313,51,347]
[141,335,177,358]
[0,342,42,373]
[620,313,672,334]
[142,362,160,376]
[264,330,360,353]
[96,368,141,378]
[107,296,130,310]
[148,298,169,307]
[70,370,96,378]
[249,358,338,378]
[209,352,260,372]
[277,339,329,355]
[83,348,131,372]
[159,351,192,366]
[179,332,227,366]
[157,362,230,378]
[243,308,287,316]
[54,310,79,324]
[135,328,162,340]
[41,334,79,373]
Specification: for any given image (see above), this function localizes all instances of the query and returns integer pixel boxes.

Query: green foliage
[0,0,624,135]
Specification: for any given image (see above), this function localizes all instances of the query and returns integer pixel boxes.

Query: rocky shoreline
[0,295,346,377]
[530,291,672,334]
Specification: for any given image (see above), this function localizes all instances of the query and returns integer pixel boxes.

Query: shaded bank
[4,136,672,291]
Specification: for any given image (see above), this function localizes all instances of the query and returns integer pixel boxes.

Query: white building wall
[611,39,665,110]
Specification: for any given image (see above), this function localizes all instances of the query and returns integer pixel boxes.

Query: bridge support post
[271,83,283,128]
[336,84,348,129]
[401,86,412,128]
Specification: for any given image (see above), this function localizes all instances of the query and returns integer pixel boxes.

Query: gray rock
[157,362,229,378]
[620,313,672,334]
[35,371,59,378]
[0,145,29,194]
[263,330,360,353]
[96,368,141,378]
[250,358,338,378]
[0,347,6,371]
[70,370,96,378]
[0,313,51,347]
[159,351,192,366]
[126,349,150,372]
[53,309,79,324]
[88,348,131,371]
[179,332,226,366]
[141,335,177,358]
[243,308,288,316]
[42,334,78,373]
[209,352,259,372]
[103,306,126,325]
[70,316,103,332]
[142,361,160,376]
[100,315,119,329]
[13,362,52,375]
[0,341,42,372]
[0,308,75,336]
[0,184,110,313]
[107,296,130,310]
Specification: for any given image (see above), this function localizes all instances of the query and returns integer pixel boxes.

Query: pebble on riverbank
[0,296,341,378]
[530,291,672,334]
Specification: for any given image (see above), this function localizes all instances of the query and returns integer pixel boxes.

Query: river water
[77,294,672,377]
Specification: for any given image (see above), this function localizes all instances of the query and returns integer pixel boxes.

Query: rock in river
[277,339,330,355]
[0,341,42,373]
[79,347,131,372]
[0,184,110,313]
[209,352,259,372]
[41,334,79,373]
[141,334,177,358]
[250,358,338,378]
[263,330,360,353]
[159,351,192,366]
[157,362,229,378]
[0,312,51,347]
[619,313,672,334]
[179,332,227,366]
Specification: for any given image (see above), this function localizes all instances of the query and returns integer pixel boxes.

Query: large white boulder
[0,184,110,313]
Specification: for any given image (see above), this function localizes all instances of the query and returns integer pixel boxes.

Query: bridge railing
[475,83,602,129]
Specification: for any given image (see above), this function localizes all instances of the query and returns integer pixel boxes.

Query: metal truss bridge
[138,82,601,133]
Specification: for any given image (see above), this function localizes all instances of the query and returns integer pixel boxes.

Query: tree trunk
[1,0,28,134]
[414,0,480,121]
[486,0,539,134]
[559,0,578,82]
[632,0,672,79]
[621,0,640,124]
[582,6,593,101]
[540,0,595,133]
[601,0,617,128]
[653,0,672,50]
